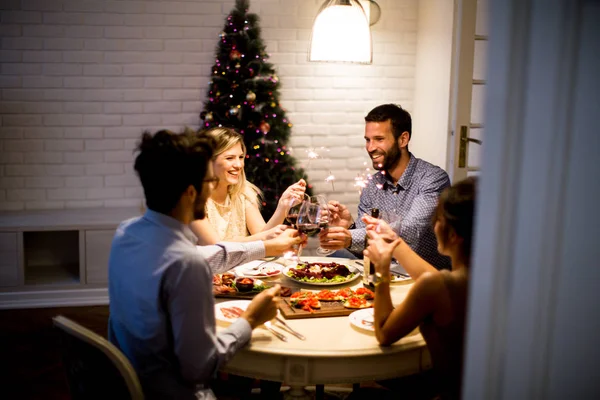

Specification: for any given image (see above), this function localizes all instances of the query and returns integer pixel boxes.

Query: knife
[275,316,306,340]
[264,321,287,342]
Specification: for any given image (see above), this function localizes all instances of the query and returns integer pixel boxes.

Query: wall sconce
[309,0,380,64]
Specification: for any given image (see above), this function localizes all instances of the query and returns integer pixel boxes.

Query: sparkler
[305,147,330,168]
[325,170,335,191]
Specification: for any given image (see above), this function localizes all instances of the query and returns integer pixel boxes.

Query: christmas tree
[200,0,310,219]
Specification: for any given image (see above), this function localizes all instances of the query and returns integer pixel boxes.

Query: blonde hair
[200,127,262,205]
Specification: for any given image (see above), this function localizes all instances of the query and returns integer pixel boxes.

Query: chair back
[53,315,144,400]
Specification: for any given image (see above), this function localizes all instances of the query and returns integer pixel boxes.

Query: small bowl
[235,277,255,292]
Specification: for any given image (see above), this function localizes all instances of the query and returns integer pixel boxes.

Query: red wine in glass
[286,203,302,227]
[297,223,320,236]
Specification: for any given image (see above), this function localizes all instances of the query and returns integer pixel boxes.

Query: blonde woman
[191,127,306,245]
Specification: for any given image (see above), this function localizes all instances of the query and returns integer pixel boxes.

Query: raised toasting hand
[362,215,398,243]
[264,228,307,256]
[241,285,281,329]
[326,200,353,229]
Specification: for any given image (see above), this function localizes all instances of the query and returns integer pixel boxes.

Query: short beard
[383,143,402,171]
[371,141,402,172]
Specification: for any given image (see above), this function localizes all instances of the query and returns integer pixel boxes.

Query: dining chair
[53,315,144,400]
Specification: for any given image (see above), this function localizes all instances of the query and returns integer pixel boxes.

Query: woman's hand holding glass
[283,194,309,261]
[277,179,307,213]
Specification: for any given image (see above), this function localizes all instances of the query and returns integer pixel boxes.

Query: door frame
[447,0,479,182]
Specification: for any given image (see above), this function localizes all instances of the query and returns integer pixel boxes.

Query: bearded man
[319,104,451,270]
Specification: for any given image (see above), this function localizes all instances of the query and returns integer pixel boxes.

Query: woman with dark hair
[362,177,477,400]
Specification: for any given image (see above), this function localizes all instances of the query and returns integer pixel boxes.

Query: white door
[448,0,488,181]
[463,0,600,398]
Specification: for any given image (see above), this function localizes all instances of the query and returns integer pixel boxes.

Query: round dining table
[215,257,432,399]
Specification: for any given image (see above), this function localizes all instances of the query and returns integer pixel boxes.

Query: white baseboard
[0,288,109,309]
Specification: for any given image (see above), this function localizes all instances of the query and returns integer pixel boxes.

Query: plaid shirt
[349,153,451,270]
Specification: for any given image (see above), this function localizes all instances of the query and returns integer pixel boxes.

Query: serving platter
[282,261,361,286]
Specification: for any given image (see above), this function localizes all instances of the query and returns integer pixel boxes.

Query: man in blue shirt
[319,104,450,269]
[108,129,304,399]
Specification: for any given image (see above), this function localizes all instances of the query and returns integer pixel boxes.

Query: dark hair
[134,128,214,214]
[433,177,478,265]
[364,104,412,141]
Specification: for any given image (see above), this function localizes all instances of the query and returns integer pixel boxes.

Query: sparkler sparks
[325,171,335,191]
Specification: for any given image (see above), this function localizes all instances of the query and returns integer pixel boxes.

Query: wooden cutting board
[278,298,372,319]
[214,285,299,300]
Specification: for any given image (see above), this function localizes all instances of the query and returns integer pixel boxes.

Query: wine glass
[284,193,309,228]
[312,195,335,256]
[284,194,309,262]
[295,201,320,261]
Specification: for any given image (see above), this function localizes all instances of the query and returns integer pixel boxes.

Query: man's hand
[264,229,307,256]
[318,226,352,250]
[363,230,403,275]
[362,215,398,243]
[242,285,281,329]
[327,201,353,229]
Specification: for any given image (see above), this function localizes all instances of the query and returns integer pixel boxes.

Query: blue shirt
[349,153,451,270]
[108,210,265,400]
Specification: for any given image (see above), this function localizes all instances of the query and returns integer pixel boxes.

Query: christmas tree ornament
[235,63,241,69]
[230,49,242,60]
[229,106,239,116]
[259,121,270,133]
[219,31,226,39]
[205,112,213,121]
[246,91,256,102]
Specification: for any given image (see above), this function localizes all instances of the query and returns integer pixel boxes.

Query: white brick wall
[0,0,418,214]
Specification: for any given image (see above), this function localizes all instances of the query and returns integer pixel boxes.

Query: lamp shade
[309,0,372,64]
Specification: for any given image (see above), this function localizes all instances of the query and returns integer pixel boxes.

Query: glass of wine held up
[284,194,309,262]
[295,200,321,261]
[311,195,334,256]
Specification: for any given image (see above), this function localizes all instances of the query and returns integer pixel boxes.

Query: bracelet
[374,272,391,287]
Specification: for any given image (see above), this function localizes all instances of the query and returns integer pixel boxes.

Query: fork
[275,316,306,340]
[264,321,287,342]
[249,257,280,271]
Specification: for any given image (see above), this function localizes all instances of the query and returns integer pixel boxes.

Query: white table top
[216,257,431,385]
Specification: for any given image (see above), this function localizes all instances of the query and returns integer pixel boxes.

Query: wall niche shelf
[0,208,140,309]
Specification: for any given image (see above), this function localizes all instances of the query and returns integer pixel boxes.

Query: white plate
[282,262,361,286]
[349,308,375,332]
[215,300,251,323]
[233,260,282,278]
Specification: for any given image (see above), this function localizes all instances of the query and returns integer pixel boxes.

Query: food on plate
[286,261,356,283]
[290,292,321,312]
[354,287,374,300]
[220,306,244,319]
[212,273,290,296]
[316,289,338,301]
[344,296,372,309]
[221,273,236,286]
[334,287,354,300]
[235,277,255,292]
[213,285,237,295]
